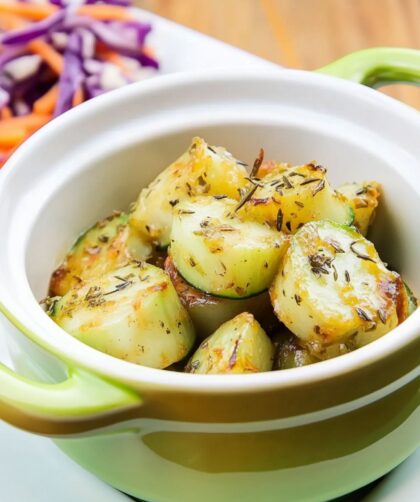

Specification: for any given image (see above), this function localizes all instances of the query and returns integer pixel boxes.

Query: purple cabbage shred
[0,0,156,121]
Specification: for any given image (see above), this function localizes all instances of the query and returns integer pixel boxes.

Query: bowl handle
[0,306,142,436]
[317,47,420,88]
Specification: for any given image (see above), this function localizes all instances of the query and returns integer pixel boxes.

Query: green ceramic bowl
[0,47,419,501]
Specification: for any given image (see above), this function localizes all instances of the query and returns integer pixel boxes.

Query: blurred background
[140,0,420,109]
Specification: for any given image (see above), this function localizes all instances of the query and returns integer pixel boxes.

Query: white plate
[0,8,418,502]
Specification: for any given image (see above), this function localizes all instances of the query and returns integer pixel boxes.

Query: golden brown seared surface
[337,181,381,235]
[129,137,249,247]
[270,220,412,351]
[238,162,354,234]
[49,212,151,297]
[50,262,195,368]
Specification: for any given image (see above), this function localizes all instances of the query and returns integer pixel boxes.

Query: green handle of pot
[0,305,141,435]
[0,363,141,435]
[317,47,420,88]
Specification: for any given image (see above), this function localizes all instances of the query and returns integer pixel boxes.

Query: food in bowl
[45,137,417,373]
[185,312,274,374]
[50,261,195,368]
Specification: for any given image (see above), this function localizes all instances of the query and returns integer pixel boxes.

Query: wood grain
[138,0,420,109]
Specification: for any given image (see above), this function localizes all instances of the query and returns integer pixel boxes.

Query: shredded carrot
[0,12,27,31]
[0,3,57,21]
[0,114,50,150]
[143,46,156,58]
[7,113,52,132]
[77,5,133,21]
[1,107,13,120]
[73,87,84,107]
[33,85,59,115]
[0,124,27,148]
[0,145,19,168]
[28,40,63,74]
[0,2,130,21]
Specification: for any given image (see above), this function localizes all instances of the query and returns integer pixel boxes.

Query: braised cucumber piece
[129,137,248,247]
[50,262,195,368]
[404,282,418,316]
[337,181,381,235]
[185,313,273,374]
[272,331,319,370]
[272,329,357,368]
[164,256,277,338]
[49,212,152,297]
[170,196,288,298]
[238,162,354,234]
[270,220,410,350]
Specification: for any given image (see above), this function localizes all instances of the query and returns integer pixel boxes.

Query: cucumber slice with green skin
[337,181,381,236]
[273,282,417,366]
[270,220,408,350]
[164,256,278,338]
[238,162,354,234]
[170,196,289,299]
[129,137,249,248]
[49,212,152,297]
[185,312,273,374]
[50,262,195,369]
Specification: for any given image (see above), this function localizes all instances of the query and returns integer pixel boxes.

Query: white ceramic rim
[1,69,419,393]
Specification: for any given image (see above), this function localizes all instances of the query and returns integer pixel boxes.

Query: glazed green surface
[0,364,140,417]
[318,47,420,87]
[55,378,419,501]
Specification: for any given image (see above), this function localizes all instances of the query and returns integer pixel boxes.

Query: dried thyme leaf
[250,148,265,178]
[235,184,258,212]
[276,208,283,231]
[312,179,325,196]
[378,309,387,324]
[350,241,376,263]
[300,177,321,186]
[355,307,372,322]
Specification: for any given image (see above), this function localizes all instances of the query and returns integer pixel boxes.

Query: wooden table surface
[139,0,420,109]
